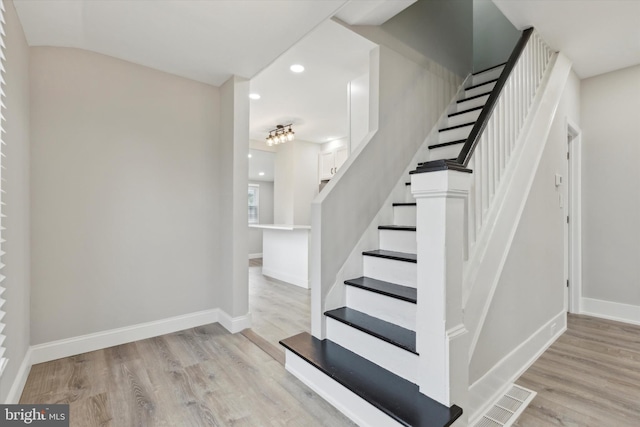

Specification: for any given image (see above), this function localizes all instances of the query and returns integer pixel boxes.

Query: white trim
[262,268,309,289]
[581,297,640,326]
[285,350,401,427]
[468,310,566,424]
[218,310,252,334]
[567,119,582,314]
[248,253,263,260]
[5,348,33,404]
[30,309,220,365]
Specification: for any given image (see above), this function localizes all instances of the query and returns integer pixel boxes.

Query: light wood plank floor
[19,259,354,427]
[515,313,640,426]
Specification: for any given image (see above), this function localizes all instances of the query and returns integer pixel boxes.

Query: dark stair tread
[405,181,411,186]
[466,78,498,91]
[280,332,463,427]
[448,105,483,118]
[362,249,417,263]
[378,225,416,232]
[457,91,492,103]
[325,307,417,354]
[392,202,416,207]
[473,62,507,75]
[439,122,475,132]
[429,139,466,150]
[345,276,417,303]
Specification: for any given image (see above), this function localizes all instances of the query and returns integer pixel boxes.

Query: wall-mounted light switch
[555,173,563,187]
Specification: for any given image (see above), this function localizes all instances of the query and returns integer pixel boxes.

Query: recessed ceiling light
[249,93,261,100]
[248,153,252,158]
[259,172,265,176]
[290,64,305,73]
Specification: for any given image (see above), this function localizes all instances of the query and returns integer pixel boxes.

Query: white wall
[348,73,370,153]
[470,70,580,382]
[370,0,473,77]
[581,65,640,313]
[473,0,520,72]
[248,180,274,256]
[0,0,31,402]
[274,140,320,225]
[30,47,223,344]
[219,76,250,320]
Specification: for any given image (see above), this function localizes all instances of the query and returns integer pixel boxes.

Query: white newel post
[411,169,470,421]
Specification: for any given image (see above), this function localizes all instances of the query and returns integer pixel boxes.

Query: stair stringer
[323,76,472,326]
[463,53,573,367]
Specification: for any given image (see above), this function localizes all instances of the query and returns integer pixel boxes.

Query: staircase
[280,64,507,427]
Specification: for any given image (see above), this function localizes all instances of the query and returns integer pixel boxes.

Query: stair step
[345,276,417,303]
[392,203,416,207]
[455,93,489,112]
[465,79,497,98]
[392,203,417,227]
[429,139,466,150]
[429,141,466,162]
[379,225,416,232]
[472,62,506,86]
[325,307,417,354]
[363,249,416,263]
[280,332,463,427]
[447,106,482,127]
[438,123,473,144]
[379,226,417,253]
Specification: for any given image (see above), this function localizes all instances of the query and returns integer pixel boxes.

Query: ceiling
[493,0,640,79]
[249,19,376,145]
[13,0,411,87]
[248,149,275,182]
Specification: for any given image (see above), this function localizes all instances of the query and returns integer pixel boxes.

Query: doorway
[566,120,582,313]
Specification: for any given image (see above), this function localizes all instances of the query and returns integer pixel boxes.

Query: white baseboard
[262,267,309,289]
[218,310,252,334]
[30,309,221,365]
[468,310,566,424]
[248,253,263,260]
[581,297,640,326]
[5,348,33,404]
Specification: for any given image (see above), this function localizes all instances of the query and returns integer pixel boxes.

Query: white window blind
[0,0,8,376]
[248,184,259,224]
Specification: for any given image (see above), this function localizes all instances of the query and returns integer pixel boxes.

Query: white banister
[463,31,553,296]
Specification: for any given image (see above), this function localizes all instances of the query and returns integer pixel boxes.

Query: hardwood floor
[515,314,640,426]
[22,262,640,427]
[19,259,355,427]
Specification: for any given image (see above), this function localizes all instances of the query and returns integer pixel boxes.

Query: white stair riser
[326,318,419,384]
[346,286,416,331]
[465,80,497,98]
[393,205,416,226]
[363,256,416,288]
[447,108,481,128]
[439,124,473,144]
[472,66,504,86]
[285,351,404,427]
[404,185,413,203]
[455,94,489,113]
[379,229,417,253]
[429,143,464,162]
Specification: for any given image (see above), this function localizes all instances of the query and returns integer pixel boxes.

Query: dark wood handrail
[411,27,534,175]
[456,27,534,166]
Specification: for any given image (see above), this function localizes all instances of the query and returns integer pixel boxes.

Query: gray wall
[375,0,473,77]
[473,0,520,72]
[470,70,580,383]
[248,180,274,256]
[30,47,223,344]
[582,65,640,306]
[0,0,31,402]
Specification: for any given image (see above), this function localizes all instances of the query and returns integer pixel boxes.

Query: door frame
[566,118,582,313]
